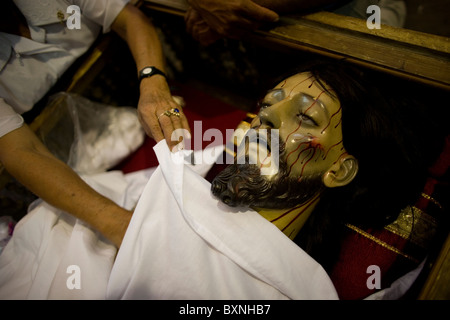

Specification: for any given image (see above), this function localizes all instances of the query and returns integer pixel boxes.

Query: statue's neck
[254,195,320,240]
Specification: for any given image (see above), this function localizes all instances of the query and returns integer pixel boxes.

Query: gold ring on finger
[159,108,181,119]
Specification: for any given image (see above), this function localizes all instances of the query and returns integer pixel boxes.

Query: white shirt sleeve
[0,98,24,138]
[72,0,130,33]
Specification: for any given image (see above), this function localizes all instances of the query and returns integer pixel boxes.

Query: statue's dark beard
[211,148,324,210]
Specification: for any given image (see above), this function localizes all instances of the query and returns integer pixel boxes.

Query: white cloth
[107,141,338,299]
[0,170,135,299]
[36,92,145,174]
[0,0,129,138]
[0,142,338,299]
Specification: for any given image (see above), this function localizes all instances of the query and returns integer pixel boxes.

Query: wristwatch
[138,66,166,83]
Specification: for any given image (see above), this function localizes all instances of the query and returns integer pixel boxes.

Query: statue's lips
[233,129,281,176]
[237,131,272,165]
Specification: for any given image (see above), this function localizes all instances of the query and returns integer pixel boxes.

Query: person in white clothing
[0,0,190,247]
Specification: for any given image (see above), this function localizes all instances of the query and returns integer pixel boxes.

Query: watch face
[142,67,153,75]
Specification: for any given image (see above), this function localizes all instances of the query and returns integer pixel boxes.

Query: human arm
[0,125,131,247]
[111,4,190,151]
[185,0,279,45]
[185,0,345,45]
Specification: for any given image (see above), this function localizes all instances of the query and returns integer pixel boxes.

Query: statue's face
[211,72,350,209]
[254,72,346,180]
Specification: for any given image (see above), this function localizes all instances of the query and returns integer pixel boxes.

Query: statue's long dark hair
[270,59,447,271]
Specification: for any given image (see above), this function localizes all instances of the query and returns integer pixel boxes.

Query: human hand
[185,0,278,44]
[138,77,191,152]
[185,7,222,46]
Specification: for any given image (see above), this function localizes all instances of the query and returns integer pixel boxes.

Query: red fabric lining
[114,82,247,173]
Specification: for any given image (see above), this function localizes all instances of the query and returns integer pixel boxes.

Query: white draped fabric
[0,141,338,300]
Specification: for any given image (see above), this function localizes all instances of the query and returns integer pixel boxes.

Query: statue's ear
[322,154,358,188]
